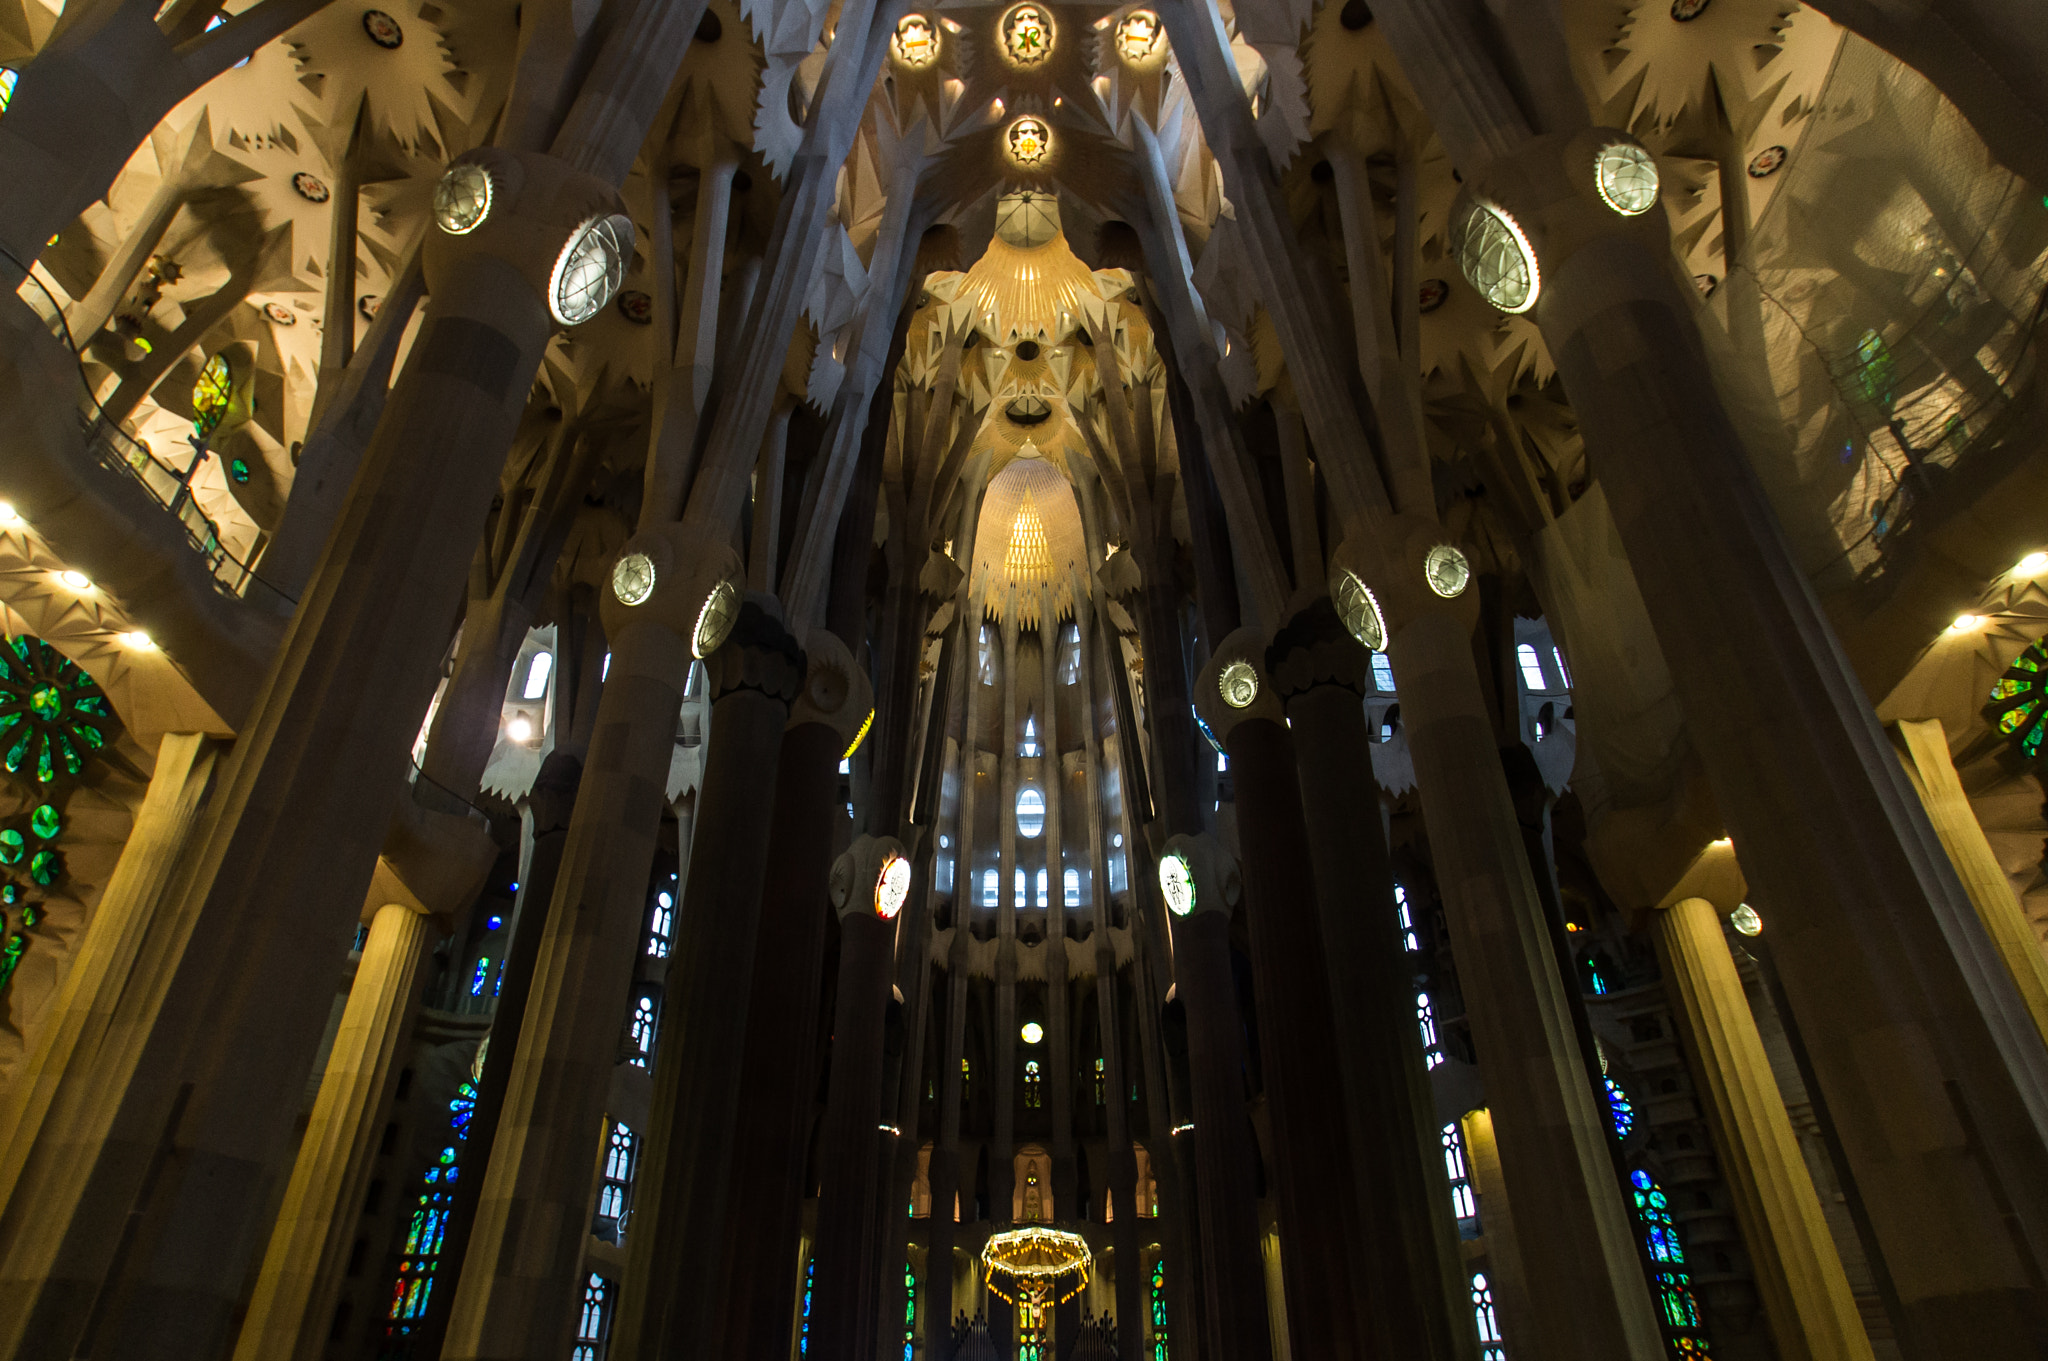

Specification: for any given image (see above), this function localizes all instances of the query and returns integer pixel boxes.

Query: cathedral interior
[0,0,2043,1356]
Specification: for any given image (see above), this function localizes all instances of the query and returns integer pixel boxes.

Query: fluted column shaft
[716,721,842,1355]
[1279,664,1467,1361]
[1221,714,1366,1359]
[612,602,805,1359]
[234,901,436,1361]
[1655,898,1875,1361]
[443,617,692,1360]
[1393,607,1665,1361]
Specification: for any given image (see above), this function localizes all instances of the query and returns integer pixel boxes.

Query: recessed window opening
[522,651,553,699]
[1017,787,1045,837]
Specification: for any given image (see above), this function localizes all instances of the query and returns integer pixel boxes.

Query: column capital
[1266,594,1370,699]
[1329,518,1480,650]
[704,593,807,708]
[371,793,498,927]
[420,147,631,315]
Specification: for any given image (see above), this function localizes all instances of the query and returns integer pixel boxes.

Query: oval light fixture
[892,12,940,67]
[1729,903,1762,936]
[1218,659,1259,709]
[1423,544,1471,599]
[612,551,656,606]
[692,578,742,658]
[1020,1020,1044,1044]
[1594,142,1660,216]
[1114,9,1164,65]
[1453,201,1540,314]
[1005,115,1053,170]
[550,213,634,326]
[876,852,913,920]
[1333,568,1386,652]
[58,570,92,592]
[1159,851,1196,917]
[433,162,494,235]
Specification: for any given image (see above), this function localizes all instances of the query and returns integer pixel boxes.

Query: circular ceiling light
[433,163,494,235]
[1005,116,1053,170]
[892,13,940,68]
[1594,142,1660,216]
[1453,201,1539,314]
[1333,568,1386,652]
[1000,2,1054,66]
[58,570,91,592]
[1729,903,1761,936]
[1114,10,1164,65]
[612,552,656,606]
[876,852,912,920]
[1020,1020,1044,1044]
[1159,851,1195,916]
[692,578,741,658]
[550,213,634,326]
[1218,659,1259,709]
[1424,544,1470,598]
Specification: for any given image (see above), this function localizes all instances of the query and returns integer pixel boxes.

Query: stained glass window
[571,1273,612,1360]
[1987,637,2048,762]
[1628,1169,1714,1354]
[192,352,234,438]
[1606,1077,1636,1139]
[627,993,658,1067]
[1471,1272,1505,1360]
[799,1257,816,1355]
[0,70,16,115]
[1371,653,1396,692]
[1631,1171,1684,1263]
[1150,1259,1169,1360]
[469,957,490,996]
[0,635,114,785]
[903,1261,917,1359]
[646,889,674,958]
[594,1122,636,1242]
[1853,329,1897,412]
[1094,1056,1105,1105]
[1442,1122,1478,1221]
[1024,1059,1042,1108]
[1395,884,1418,952]
[383,1081,476,1342]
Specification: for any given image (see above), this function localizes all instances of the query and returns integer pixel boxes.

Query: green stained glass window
[1988,638,2048,762]
[192,353,234,439]
[0,830,20,865]
[30,805,58,840]
[29,850,58,886]
[1854,329,1896,412]
[383,1081,476,1341]
[0,637,115,787]
[229,457,251,484]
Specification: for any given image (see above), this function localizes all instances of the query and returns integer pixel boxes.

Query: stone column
[810,835,910,1361]
[1266,598,1469,1360]
[1194,638,1365,1360]
[1895,719,2048,1047]
[1359,545,1664,1361]
[610,595,806,1357]
[0,149,614,1361]
[1654,888,1875,1361]
[993,608,1021,1246]
[442,549,735,1361]
[716,636,869,1355]
[1158,832,1274,1361]
[232,899,436,1361]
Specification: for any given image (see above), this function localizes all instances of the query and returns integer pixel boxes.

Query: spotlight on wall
[119,630,155,651]
[506,714,535,743]
[58,570,92,592]
[2016,553,2048,577]
[1950,613,1983,632]
[0,503,22,526]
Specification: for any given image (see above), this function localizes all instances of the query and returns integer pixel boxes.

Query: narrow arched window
[1395,883,1418,951]
[627,993,659,1068]
[1020,714,1040,757]
[1024,1059,1042,1108]
[1015,867,1026,907]
[979,624,996,685]
[1016,788,1045,837]
[1371,653,1397,692]
[982,869,998,908]
[1517,643,1548,691]
[573,1273,614,1360]
[1064,867,1081,907]
[522,650,553,699]
[1471,1272,1503,1358]
[1417,993,1443,1069]
[1035,867,1048,908]
[1442,1122,1477,1222]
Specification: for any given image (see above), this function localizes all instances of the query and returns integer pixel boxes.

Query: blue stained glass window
[903,1261,917,1359]
[469,957,489,996]
[799,1258,816,1355]
[382,1081,476,1340]
[1606,1077,1635,1140]
[571,1272,612,1360]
